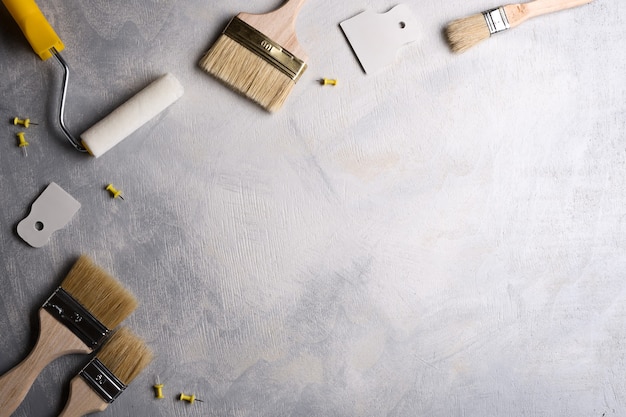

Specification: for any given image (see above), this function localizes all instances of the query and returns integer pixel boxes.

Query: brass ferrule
[223,17,307,82]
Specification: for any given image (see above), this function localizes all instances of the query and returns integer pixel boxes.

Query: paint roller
[2,0,184,158]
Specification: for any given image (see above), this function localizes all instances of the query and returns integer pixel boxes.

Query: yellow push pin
[16,132,29,157]
[179,392,204,404]
[13,117,38,128]
[320,78,337,86]
[153,376,164,399]
[105,184,124,200]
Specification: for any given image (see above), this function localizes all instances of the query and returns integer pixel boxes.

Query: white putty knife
[340,4,421,74]
[17,182,80,248]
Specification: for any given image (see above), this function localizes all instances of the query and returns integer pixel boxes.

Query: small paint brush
[445,0,594,54]
[0,255,137,417]
[57,327,153,417]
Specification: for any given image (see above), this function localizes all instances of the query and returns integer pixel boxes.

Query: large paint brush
[199,0,309,112]
[0,255,137,416]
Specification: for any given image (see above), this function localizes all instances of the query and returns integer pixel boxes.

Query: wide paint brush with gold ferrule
[199,0,309,112]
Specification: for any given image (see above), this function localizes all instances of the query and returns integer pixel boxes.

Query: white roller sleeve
[81,73,184,158]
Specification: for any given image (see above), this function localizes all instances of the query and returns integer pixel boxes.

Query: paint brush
[0,255,137,416]
[198,0,309,112]
[445,0,594,54]
[57,327,153,417]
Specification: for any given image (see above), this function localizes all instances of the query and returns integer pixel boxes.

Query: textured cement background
[0,1,625,416]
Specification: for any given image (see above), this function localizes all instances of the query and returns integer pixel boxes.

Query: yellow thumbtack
[153,376,164,399]
[105,184,124,200]
[320,78,337,86]
[13,117,38,128]
[179,393,204,404]
[16,132,29,157]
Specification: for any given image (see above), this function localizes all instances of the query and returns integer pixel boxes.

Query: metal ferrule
[483,7,510,35]
[223,17,307,82]
[80,358,127,403]
[43,287,110,349]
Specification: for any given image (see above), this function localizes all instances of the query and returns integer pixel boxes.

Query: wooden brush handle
[57,376,108,417]
[0,309,91,417]
[506,0,594,27]
[238,0,308,58]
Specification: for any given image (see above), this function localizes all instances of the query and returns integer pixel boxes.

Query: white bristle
[80,73,184,158]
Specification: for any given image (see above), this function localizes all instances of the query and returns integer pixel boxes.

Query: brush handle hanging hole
[399,21,406,29]
[34,221,44,231]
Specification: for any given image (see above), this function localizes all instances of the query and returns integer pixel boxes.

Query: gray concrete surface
[0,1,625,416]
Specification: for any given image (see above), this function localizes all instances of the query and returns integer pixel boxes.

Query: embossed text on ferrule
[222,17,307,82]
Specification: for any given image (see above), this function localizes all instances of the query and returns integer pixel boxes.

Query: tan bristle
[199,35,296,112]
[60,255,138,329]
[445,13,491,53]
[95,327,153,386]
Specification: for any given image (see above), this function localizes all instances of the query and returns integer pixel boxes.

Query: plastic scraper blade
[340,4,421,74]
[17,182,81,248]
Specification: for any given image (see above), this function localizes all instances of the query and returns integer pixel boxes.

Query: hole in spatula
[35,221,44,231]
[399,21,406,29]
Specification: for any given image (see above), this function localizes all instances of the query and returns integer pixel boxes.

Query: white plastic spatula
[17,182,80,248]
[340,4,421,74]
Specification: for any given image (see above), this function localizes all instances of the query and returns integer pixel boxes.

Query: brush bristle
[199,35,296,112]
[446,13,491,53]
[60,255,138,330]
[96,327,153,386]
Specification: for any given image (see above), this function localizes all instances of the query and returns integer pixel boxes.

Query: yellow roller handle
[2,0,64,60]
